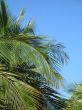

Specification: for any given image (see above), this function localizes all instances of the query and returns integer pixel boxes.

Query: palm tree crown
[0,0,69,110]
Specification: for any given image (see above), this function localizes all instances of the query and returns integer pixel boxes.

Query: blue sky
[6,0,82,85]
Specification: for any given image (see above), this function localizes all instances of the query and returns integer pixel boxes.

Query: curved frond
[0,37,65,86]
[0,71,44,110]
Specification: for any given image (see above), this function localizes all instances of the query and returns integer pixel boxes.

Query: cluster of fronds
[0,0,68,110]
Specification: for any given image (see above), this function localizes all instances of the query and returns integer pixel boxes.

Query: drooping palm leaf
[0,38,60,84]
[0,65,43,110]
[0,66,67,110]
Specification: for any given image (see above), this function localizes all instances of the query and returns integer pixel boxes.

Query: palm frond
[0,0,8,27]
[0,70,44,110]
[16,9,25,26]
[0,0,8,35]
[0,67,66,110]
[23,19,35,35]
[66,84,82,110]
[0,37,65,86]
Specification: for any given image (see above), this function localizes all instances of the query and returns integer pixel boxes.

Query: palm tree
[0,0,69,110]
[66,84,82,110]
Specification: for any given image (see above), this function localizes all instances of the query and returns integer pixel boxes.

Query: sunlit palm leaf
[0,36,67,86]
[66,84,82,110]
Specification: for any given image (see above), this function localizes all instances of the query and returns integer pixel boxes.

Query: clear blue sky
[6,0,82,85]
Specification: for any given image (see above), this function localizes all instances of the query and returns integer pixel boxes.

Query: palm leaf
[0,70,44,110]
[0,0,8,27]
[66,84,82,110]
[23,19,35,35]
[0,38,64,86]
[0,67,66,110]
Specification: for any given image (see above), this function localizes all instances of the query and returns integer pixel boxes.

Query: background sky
[6,0,82,86]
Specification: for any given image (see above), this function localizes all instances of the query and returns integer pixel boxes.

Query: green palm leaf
[66,84,82,110]
[0,70,43,110]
